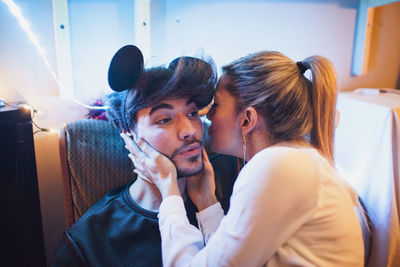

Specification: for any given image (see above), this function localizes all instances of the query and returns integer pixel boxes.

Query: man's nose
[177,115,196,140]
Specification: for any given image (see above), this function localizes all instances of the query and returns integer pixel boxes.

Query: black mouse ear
[108,45,144,92]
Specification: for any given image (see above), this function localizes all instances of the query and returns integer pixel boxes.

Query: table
[334,89,400,267]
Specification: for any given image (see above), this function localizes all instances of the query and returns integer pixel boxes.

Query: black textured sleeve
[51,231,87,267]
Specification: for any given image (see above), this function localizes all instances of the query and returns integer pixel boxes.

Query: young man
[51,54,238,266]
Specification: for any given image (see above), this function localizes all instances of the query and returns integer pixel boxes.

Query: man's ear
[241,107,258,135]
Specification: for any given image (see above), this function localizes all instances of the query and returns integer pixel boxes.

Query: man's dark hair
[106,57,217,132]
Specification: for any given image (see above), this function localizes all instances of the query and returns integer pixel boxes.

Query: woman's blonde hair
[222,51,337,162]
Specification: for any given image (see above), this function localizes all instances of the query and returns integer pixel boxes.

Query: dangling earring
[242,130,246,164]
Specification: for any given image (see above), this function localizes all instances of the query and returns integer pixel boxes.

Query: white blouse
[158,146,364,267]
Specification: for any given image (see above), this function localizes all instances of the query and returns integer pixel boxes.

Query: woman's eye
[155,118,171,125]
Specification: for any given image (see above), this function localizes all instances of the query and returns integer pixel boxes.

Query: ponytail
[223,51,338,163]
[302,56,337,162]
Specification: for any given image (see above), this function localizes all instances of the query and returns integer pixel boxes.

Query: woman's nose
[206,107,214,121]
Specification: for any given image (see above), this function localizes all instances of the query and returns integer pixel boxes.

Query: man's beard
[170,139,204,178]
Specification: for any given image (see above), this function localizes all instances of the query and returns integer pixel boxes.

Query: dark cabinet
[0,104,46,266]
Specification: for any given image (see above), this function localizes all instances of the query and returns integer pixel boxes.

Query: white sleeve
[158,195,206,267]
[196,202,224,244]
[159,148,320,267]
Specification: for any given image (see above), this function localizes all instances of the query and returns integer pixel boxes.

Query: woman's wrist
[195,195,218,212]
[162,186,180,199]
[160,175,180,199]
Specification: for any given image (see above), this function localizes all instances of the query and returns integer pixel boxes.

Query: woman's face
[206,75,242,157]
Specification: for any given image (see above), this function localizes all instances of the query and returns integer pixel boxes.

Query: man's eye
[188,110,199,117]
[155,118,171,125]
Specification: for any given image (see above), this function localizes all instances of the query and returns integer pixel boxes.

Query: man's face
[132,98,204,177]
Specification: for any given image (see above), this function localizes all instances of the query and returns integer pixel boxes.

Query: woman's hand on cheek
[121,132,180,199]
[187,148,218,211]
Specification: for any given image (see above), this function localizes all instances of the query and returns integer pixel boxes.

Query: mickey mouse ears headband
[108,45,211,92]
[108,45,144,92]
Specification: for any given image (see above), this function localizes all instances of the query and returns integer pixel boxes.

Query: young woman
[122,51,365,266]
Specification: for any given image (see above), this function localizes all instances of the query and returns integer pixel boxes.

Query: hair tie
[296,61,308,74]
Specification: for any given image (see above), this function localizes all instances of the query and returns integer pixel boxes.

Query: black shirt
[51,154,238,267]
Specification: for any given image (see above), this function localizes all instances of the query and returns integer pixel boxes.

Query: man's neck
[128,177,187,212]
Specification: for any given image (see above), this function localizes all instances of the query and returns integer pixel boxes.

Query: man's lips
[178,143,201,157]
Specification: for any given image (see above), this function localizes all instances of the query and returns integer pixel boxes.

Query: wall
[0,0,57,101]
[0,0,399,265]
[68,0,136,103]
[150,0,400,91]
[344,1,400,90]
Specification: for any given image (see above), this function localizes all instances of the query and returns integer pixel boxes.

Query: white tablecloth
[334,89,400,267]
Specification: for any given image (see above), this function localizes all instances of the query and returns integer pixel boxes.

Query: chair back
[59,119,133,228]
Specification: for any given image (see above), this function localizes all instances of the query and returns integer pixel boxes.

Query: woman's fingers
[202,147,210,164]
[121,132,158,159]
[133,169,153,184]
[202,148,213,173]
[136,137,161,159]
[121,132,148,158]
[129,154,153,183]
[128,153,142,169]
